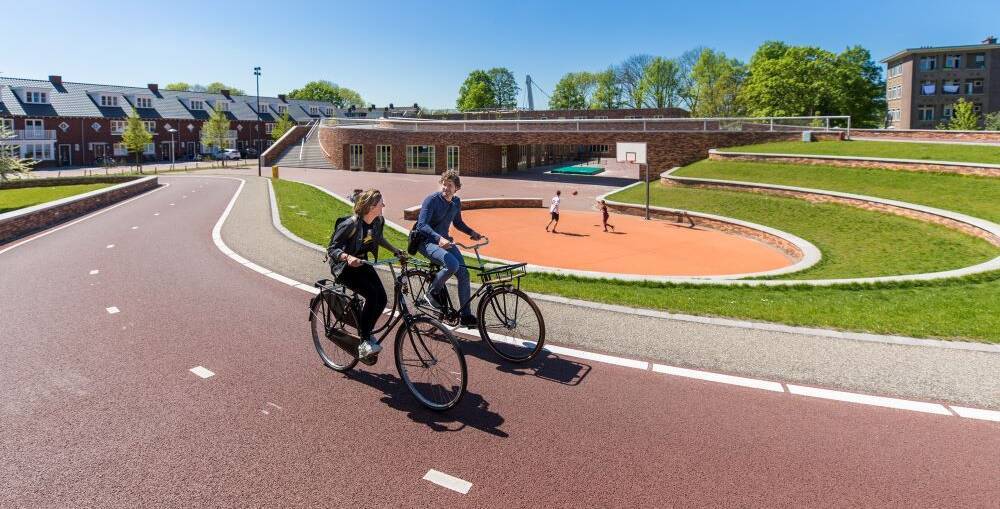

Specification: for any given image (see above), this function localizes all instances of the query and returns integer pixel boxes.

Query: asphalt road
[1,176,997,507]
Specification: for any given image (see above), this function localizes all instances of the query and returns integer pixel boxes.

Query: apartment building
[882,36,1000,129]
[0,75,414,167]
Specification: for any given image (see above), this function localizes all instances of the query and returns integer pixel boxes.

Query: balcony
[12,129,56,140]
[227,130,237,139]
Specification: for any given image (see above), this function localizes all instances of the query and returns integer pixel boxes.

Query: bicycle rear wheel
[477,287,546,363]
[394,316,467,411]
[310,293,359,372]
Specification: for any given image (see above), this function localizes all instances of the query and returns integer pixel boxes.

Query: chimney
[220,89,231,99]
[49,75,62,87]
[278,94,287,102]
[147,83,159,94]
[984,35,998,45]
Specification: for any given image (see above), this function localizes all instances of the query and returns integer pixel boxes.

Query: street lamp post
[254,66,261,177]
[167,128,177,172]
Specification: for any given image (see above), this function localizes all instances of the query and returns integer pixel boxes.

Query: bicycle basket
[479,263,527,284]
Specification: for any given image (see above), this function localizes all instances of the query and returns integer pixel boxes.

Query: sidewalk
[214,174,1000,410]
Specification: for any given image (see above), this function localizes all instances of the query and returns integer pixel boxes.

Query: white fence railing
[323,116,852,137]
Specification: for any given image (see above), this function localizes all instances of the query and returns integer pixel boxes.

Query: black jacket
[327,215,400,278]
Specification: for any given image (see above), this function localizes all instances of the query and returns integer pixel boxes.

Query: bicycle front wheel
[477,287,546,363]
[395,316,467,411]
[310,294,358,372]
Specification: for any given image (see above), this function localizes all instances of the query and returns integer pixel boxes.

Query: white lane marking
[261,410,270,415]
[89,269,99,275]
[106,244,115,249]
[652,364,785,392]
[170,203,175,206]
[787,385,951,415]
[266,402,283,410]
[423,469,472,494]
[0,183,169,257]
[130,226,138,230]
[106,306,120,314]
[154,212,160,216]
[949,406,1000,422]
[189,366,215,379]
[209,176,1000,423]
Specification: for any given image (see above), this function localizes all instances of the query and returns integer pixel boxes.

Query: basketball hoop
[625,152,637,163]
[617,142,651,220]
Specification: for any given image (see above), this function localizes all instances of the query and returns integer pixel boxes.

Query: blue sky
[8,0,1000,109]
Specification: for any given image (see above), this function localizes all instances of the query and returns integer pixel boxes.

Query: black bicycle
[403,238,546,364]
[308,257,467,411]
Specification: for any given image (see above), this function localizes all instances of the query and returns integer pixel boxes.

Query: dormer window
[309,106,320,115]
[190,99,204,110]
[216,101,229,111]
[25,91,48,103]
[136,96,153,108]
[100,95,119,107]
[258,103,269,113]
[276,105,287,114]
[325,107,333,116]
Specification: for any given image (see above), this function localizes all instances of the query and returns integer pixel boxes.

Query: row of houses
[0,75,417,167]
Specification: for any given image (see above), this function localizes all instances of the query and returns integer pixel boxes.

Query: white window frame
[24,90,48,104]
[143,143,155,155]
[100,95,118,107]
[276,105,287,114]
[966,79,984,95]
[21,143,54,160]
[258,103,269,113]
[309,106,320,115]
[917,106,934,121]
[375,144,391,171]
[111,120,127,134]
[113,143,127,156]
[136,96,153,108]
[189,99,204,110]
[142,120,156,133]
[446,145,460,172]
[405,145,435,173]
[325,107,334,116]
[349,144,363,169]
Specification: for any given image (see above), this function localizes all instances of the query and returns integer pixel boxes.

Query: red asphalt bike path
[1,176,998,507]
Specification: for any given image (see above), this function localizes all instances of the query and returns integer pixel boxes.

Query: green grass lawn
[272,177,1000,343]
[725,140,1000,165]
[673,160,1000,223]
[607,183,997,280]
[0,183,113,214]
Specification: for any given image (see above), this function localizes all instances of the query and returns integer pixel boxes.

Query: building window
[918,106,935,121]
[942,80,960,95]
[887,63,903,77]
[376,145,391,171]
[136,96,152,108]
[406,145,435,171]
[919,56,937,71]
[973,103,982,115]
[919,81,936,96]
[142,120,156,133]
[325,107,334,116]
[944,54,961,69]
[971,53,986,69]
[100,95,118,107]
[965,79,984,95]
[144,143,155,155]
[588,145,610,153]
[309,106,320,115]
[500,145,507,169]
[446,146,460,172]
[258,103,269,113]
[25,91,48,103]
[276,105,287,114]
[0,118,12,131]
[942,105,954,119]
[887,109,901,123]
[111,120,127,134]
[349,144,363,169]
[887,85,902,100]
[216,101,229,111]
[21,143,53,160]
[265,123,274,134]
[113,143,127,156]
[190,100,204,110]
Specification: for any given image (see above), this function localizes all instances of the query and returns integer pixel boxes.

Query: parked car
[211,149,241,161]
[240,147,259,158]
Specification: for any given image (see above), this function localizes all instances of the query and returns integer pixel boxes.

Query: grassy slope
[725,140,1000,165]
[0,183,113,213]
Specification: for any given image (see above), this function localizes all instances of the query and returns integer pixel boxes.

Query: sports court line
[208,177,1000,423]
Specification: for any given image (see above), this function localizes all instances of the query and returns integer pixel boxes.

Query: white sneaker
[358,338,382,359]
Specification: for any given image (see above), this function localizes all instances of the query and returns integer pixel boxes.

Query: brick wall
[708,151,1000,177]
[424,107,690,120]
[851,128,1000,143]
[262,125,308,166]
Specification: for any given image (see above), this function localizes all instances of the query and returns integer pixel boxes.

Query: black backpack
[325,215,357,264]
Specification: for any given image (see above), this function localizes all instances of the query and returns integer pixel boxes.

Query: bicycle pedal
[359,354,378,366]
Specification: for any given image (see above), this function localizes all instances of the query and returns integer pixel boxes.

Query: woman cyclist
[327,189,406,361]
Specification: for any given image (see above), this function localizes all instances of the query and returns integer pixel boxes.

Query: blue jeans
[420,242,472,316]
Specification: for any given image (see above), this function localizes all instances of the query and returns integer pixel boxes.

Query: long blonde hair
[353,189,383,218]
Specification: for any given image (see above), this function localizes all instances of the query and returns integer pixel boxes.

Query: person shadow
[343,367,508,437]
[458,339,591,387]
[551,231,589,237]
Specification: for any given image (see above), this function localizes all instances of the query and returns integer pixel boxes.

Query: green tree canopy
[122,108,153,170]
[616,54,653,108]
[640,57,682,108]
[271,111,295,141]
[165,82,191,91]
[487,68,520,109]
[984,111,1000,131]
[677,46,706,113]
[164,82,245,95]
[943,98,980,130]
[0,122,35,180]
[200,109,232,165]
[456,70,496,111]
[288,80,365,108]
[690,48,746,117]
[590,69,621,109]
[549,72,595,110]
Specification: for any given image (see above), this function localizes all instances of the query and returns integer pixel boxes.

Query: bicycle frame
[414,238,523,317]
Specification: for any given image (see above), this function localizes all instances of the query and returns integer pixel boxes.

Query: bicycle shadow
[458,339,592,387]
[344,368,508,438]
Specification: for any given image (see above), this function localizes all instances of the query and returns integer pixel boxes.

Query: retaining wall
[850,129,1000,143]
[708,150,1000,177]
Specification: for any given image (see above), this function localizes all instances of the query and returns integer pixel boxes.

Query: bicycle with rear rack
[403,238,546,364]
[308,256,467,411]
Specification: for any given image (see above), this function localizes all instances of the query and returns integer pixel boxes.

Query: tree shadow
[343,368,508,437]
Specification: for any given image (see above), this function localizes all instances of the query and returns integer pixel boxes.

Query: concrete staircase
[272,132,334,169]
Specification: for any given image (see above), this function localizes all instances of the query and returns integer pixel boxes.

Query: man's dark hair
[556,190,561,195]
[440,170,461,189]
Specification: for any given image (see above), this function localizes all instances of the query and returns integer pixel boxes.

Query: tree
[0,122,35,181]
[164,82,246,95]
[456,70,495,111]
[676,46,706,113]
[121,108,153,172]
[615,54,653,108]
[590,68,621,109]
[200,108,231,166]
[271,111,295,141]
[942,98,980,130]
[639,57,682,108]
[832,46,885,127]
[165,82,191,91]
[487,68,520,109]
[690,49,746,117]
[288,80,365,108]
[204,82,246,96]
[984,111,1000,131]
[549,72,594,110]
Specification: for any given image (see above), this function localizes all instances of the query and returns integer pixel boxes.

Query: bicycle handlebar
[455,236,489,250]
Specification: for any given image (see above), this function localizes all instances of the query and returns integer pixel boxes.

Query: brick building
[882,36,1000,129]
[0,75,414,167]
[423,107,690,121]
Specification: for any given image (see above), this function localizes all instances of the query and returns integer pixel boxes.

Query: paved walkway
[217,173,1000,409]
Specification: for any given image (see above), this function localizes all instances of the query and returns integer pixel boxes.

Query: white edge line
[652,364,784,392]
[786,384,951,415]
[423,469,472,495]
[948,406,1000,422]
[189,366,215,379]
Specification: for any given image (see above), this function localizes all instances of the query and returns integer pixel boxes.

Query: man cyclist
[414,170,485,327]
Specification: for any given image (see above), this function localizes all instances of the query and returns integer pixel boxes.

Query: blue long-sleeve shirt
[415,192,476,243]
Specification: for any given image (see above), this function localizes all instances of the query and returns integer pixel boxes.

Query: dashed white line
[423,469,472,494]
[949,406,1000,422]
[130,226,138,230]
[786,385,951,415]
[105,306,120,314]
[154,212,160,216]
[189,366,215,379]
[89,269,99,275]
[106,244,115,249]
[170,203,175,206]
[652,364,785,392]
